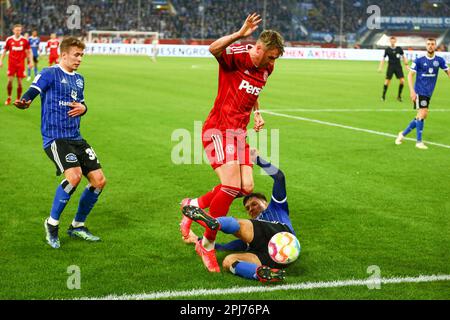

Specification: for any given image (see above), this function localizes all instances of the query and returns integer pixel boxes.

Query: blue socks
[402,118,417,136]
[402,118,425,142]
[217,216,240,234]
[231,261,258,280]
[416,119,424,142]
[75,185,102,223]
[49,180,76,221]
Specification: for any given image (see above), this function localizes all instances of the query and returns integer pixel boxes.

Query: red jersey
[203,44,273,134]
[47,39,59,56]
[4,36,30,66]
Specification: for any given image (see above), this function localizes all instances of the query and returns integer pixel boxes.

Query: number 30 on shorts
[85,148,98,161]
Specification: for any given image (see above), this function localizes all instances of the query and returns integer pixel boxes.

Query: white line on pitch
[261,110,450,149]
[269,108,450,112]
[78,274,450,300]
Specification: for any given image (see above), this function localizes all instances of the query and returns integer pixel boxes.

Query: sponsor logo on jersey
[65,153,78,163]
[433,61,439,67]
[76,79,84,88]
[428,68,434,74]
[238,80,262,96]
[59,101,74,107]
[61,78,68,84]
[12,46,24,51]
[71,90,78,100]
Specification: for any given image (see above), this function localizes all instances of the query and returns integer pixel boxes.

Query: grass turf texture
[0,56,449,300]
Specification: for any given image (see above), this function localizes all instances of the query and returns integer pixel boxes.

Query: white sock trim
[202,237,215,251]
[48,217,59,226]
[71,220,85,228]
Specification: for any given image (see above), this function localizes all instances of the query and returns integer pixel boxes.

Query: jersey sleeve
[410,58,418,72]
[4,39,10,51]
[439,57,449,71]
[30,68,53,93]
[399,47,404,55]
[80,76,85,103]
[215,45,246,70]
[383,48,388,58]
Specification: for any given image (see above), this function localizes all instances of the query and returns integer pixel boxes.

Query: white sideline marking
[270,108,450,112]
[261,110,450,149]
[79,274,450,300]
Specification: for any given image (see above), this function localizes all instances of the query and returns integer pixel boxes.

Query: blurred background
[0,0,449,50]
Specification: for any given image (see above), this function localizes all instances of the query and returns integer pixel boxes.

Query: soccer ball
[268,232,301,264]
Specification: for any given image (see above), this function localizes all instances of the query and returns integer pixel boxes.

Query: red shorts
[7,63,25,78]
[202,128,252,170]
[49,55,59,64]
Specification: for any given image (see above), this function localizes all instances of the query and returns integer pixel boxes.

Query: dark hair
[243,193,267,206]
[60,36,85,53]
[427,38,437,43]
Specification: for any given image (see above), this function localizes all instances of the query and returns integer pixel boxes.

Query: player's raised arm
[209,13,262,58]
[251,149,286,202]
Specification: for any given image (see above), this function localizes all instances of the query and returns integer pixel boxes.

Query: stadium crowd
[2,0,450,41]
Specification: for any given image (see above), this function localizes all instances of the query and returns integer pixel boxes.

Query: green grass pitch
[0,56,449,300]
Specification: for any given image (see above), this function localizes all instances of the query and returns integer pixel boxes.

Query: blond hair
[257,30,285,56]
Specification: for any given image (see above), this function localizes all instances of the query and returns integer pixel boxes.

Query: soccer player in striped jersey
[180,13,285,273]
[15,37,106,249]
[182,149,296,282]
[395,38,450,149]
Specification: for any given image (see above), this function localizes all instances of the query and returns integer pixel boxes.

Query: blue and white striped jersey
[410,55,448,98]
[29,36,40,57]
[256,195,295,236]
[30,65,85,148]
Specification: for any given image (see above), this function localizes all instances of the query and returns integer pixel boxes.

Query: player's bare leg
[15,77,23,104]
[240,165,254,196]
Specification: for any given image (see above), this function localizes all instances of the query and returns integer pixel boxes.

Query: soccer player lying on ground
[395,38,450,149]
[15,37,106,249]
[182,149,297,282]
[180,13,285,273]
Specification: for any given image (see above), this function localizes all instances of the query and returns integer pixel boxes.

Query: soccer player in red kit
[0,24,33,105]
[47,33,60,66]
[180,13,285,272]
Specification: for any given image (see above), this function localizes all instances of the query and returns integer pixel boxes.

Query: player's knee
[65,170,82,186]
[222,256,237,271]
[91,175,107,189]
[241,182,254,195]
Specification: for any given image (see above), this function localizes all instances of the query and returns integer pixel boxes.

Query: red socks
[198,184,222,209]
[203,185,240,241]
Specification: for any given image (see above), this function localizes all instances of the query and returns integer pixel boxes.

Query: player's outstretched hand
[238,13,262,38]
[68,102,86,117]
[250,148,259,163]
[14,99,31,110]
